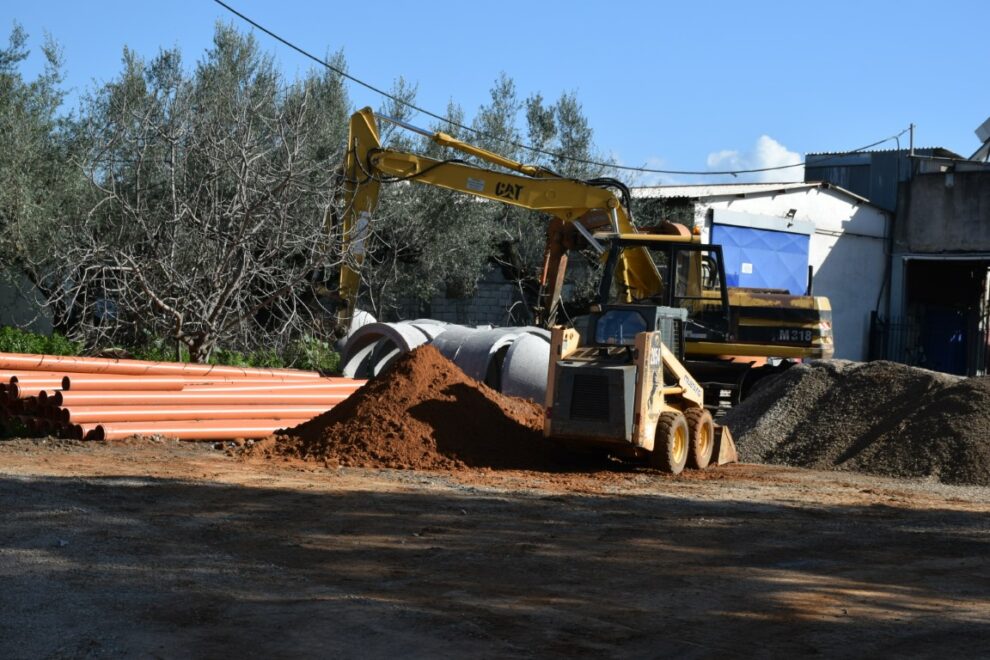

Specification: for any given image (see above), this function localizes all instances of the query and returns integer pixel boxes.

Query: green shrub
[129,337,189,363]
[0,326,82,356]
[0,326,341,374]
[284,335,340,373]
[208,348,282,369]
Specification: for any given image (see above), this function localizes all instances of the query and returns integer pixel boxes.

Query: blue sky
[6,1,990,184]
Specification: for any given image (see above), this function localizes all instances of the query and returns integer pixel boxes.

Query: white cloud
[706,135,804,183]
[612,136,802,188]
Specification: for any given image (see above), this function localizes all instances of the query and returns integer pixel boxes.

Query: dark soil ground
[1,437,987,658]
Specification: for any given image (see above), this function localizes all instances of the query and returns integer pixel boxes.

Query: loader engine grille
[569,374,610,421]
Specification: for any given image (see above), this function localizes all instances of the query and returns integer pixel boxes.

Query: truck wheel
[684,408,715,469]
[650,411,689,475]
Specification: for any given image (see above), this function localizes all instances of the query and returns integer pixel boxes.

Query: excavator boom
[334,107,662,328]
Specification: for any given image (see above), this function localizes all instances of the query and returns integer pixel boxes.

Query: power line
[212,0,910,177]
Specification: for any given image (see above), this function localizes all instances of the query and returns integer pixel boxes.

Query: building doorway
[904,259,988,375]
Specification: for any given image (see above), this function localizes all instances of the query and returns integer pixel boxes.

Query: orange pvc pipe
[182,377,362,388]
[180,382,362,393]
[54,390,355,407]
[9,386,61,401]
[83,418,310,441]
[5,371,75,382]
[0,352,320,379]
[61,376,188,391]
[7,381,64,399]
[59,374,344,388]
[9,378,63,388]
[61,404,330,424]
[21,416,58,437]
[180,376,355,384]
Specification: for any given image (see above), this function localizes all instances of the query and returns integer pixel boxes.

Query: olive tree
[0,24,86,320]
[30,25,351,361]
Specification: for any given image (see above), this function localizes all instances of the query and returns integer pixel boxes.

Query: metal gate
[869,311,988,376]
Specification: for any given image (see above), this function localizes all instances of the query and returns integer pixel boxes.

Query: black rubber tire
[650,411,689,475]
[684,408,715,469]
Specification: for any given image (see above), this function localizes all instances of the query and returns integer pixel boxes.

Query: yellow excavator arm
[333,107,664,328]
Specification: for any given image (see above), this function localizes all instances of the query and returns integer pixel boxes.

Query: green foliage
[0,23,88,292]
[283,334,340,373]
[128,337,188,363]
[0,326,82,356]
[207,348,281,369]
[128,335,338,372]
[0,21,612,352]
[28,22,352,362]
[631,197,697,229]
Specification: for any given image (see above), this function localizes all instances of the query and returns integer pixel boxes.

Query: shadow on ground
[0,473,987,658]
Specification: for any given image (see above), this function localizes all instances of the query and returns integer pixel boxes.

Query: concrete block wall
[428,278,520,325]
[394,265,526,326]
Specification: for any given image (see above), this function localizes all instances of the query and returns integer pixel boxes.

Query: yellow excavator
[334,107,833,412]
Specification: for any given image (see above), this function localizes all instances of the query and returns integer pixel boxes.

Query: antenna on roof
[971,116,990,163]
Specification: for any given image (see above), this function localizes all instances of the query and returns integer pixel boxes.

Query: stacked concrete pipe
[341,319,551,402]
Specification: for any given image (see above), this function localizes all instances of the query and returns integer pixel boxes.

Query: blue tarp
[712,224,810,294]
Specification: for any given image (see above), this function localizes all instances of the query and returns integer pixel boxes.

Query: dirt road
[1,437,987,658]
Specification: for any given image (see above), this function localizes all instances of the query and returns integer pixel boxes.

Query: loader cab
[590,304,688,360]
[596,235,732,344]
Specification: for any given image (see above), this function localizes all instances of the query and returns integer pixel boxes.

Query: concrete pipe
[345,309,377,340]
[427,325,478,363]
[341,322,435,378]
[500,332,551,402]
[339,321,552,401]
[453,328,528,384]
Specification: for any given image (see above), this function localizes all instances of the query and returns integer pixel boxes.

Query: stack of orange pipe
[0,352,364,442]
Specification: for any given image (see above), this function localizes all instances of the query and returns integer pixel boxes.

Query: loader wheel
[684,408,715,469]
[650,411,689,475]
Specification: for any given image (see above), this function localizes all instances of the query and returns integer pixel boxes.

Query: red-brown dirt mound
[247,345,566,471]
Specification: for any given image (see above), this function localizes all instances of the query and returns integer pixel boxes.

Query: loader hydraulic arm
[334,107,664,329]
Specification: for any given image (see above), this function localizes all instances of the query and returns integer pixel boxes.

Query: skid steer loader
[544,305,737,474]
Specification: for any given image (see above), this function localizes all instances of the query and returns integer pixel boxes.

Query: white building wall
[635,185,890,360]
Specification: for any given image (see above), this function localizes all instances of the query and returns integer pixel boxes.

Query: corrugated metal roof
[631,181,872,205]
[807,147,963,159]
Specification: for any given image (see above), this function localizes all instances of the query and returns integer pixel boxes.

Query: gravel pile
[724,360,990,485]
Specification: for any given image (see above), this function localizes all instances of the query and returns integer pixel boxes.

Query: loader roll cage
[597,235,732,342]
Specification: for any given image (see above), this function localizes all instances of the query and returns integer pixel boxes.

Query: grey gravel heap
[724,360,990,486]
